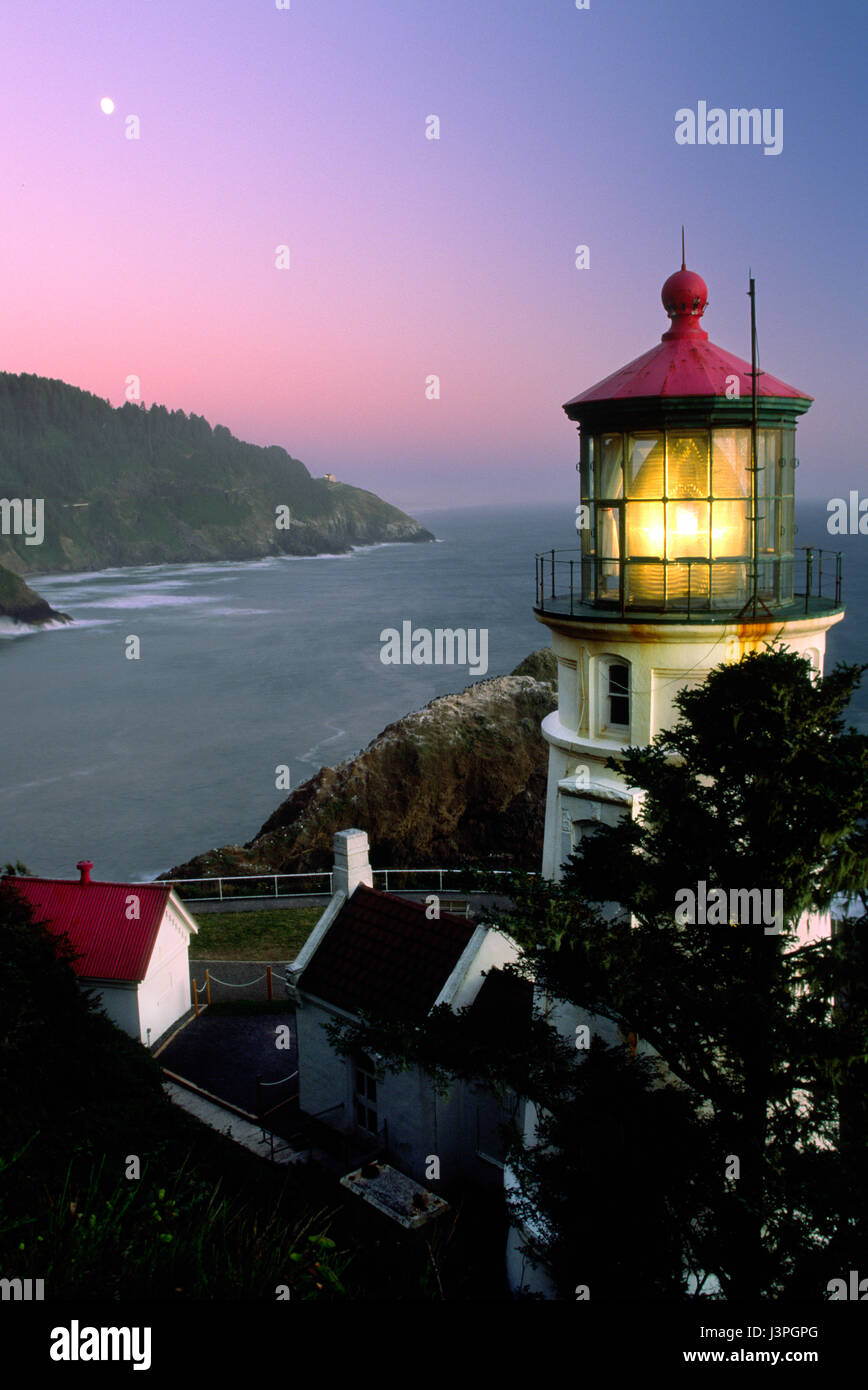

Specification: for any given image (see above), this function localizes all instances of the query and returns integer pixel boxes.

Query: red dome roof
[661,267,709,323]
[565,266,810,407]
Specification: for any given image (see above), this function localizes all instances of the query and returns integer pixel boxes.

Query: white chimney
[332,829,373,897]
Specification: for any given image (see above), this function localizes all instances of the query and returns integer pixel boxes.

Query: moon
[100,97,115,115]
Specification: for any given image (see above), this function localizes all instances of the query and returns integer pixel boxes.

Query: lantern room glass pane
[756,430,781,550]
[711,500,751,558]
[667,431,709,498]
[597,435,623,500]
[711,562,748,607]
[779,429,796,498]
[597,506,620,559]
[756,429,781,484]
[596,506,620,601]
[626,563,665,608]
[779,494,794,557]
[712,429,750,498]
[581,434,594,501]
[666,501,710,559]
[626,502,664,558]
[668,560,710,605]
[626,433,663,497]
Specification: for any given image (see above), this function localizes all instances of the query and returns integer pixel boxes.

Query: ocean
[1,501,865,882]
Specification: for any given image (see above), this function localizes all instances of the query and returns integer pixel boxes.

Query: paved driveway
[159,1010,299,1138]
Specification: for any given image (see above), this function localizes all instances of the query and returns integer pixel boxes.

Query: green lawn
[187,906,323,960]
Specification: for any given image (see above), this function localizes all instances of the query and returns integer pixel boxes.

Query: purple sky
[0,0,864,509]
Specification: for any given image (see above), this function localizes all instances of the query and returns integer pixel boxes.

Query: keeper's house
[288,830,529,1192]
[6,860,198,1047]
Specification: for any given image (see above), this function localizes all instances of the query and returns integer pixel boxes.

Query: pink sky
[0,0,863,508]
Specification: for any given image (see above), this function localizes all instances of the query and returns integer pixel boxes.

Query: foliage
[0,371,426,573]
[0,881,350,1299]
[0,881,505,1300]
[334,649,868,1300]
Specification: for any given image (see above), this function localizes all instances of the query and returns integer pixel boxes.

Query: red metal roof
[299,885,477,1019]
[6,875,173,982]
[565,266,811,407]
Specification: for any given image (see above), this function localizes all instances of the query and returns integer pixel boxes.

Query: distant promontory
[0,561,70,627]
[0,372,433,575]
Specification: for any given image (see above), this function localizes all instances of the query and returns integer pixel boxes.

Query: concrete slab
[340,1160,450,1229]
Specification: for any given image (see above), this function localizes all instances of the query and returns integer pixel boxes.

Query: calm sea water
[1,501,864,881]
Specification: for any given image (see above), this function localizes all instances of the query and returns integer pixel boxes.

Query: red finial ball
[661,267,708,320]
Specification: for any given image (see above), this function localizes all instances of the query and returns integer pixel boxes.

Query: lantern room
[534,258,844,887]
[538,263,840,621]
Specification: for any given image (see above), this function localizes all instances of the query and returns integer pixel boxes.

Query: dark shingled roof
[299,885,477,1019]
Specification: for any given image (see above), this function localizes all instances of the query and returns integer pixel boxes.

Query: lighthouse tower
[506,261,847,1297]
[535,261,845,898]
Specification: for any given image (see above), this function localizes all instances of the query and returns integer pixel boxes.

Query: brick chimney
[332,830,373,898]
[76,860,93,884]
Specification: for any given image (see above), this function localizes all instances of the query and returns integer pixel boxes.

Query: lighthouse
[505,260,847,1297]
[535,260,844,911]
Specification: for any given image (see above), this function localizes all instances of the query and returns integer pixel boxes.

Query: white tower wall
[539,612,843,888]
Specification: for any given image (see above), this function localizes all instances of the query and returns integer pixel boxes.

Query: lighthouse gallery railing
[534,547,842,620]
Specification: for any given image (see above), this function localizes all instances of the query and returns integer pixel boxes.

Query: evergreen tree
[331,648,868,1299]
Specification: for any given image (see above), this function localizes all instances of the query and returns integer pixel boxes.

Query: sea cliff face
[0,563,70,627]
[163,650,557,882]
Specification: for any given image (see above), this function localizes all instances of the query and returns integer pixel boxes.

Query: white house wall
[84,980,141,1040]
[136,905,194,1045]
[297,995,510,1192]
[297,998,350,1123]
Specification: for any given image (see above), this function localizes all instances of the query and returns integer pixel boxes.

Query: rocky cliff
[0,563,70,627]
[163,650,557,882]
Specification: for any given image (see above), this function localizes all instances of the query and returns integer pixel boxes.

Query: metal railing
[162,871,334,901]
[535,545,842,620]
[162,867,520,903]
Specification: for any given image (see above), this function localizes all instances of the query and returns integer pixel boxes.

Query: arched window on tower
[598,655,631,736]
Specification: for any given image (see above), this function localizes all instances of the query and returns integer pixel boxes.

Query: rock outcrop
[0,563,70,627]
[163,650,557,881]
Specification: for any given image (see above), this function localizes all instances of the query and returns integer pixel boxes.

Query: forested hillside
[0,373,432,573]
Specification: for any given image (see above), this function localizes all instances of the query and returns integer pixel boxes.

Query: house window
[607,662,630,727]
[571,818,598,854]
[476,1087,519,1167]
[354,1052,378,1134]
